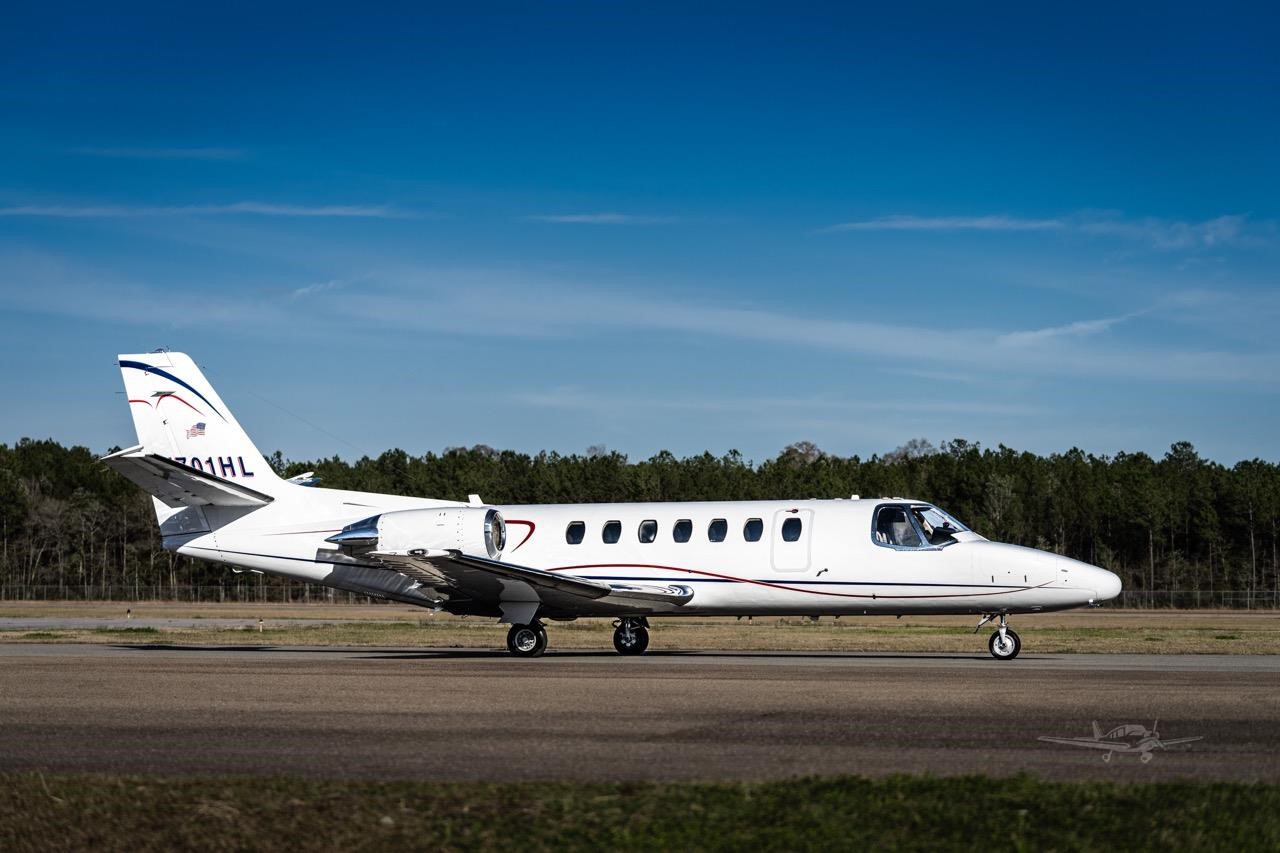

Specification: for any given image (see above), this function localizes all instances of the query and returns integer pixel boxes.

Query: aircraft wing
[102,446,274,508]
[1159,737,1203,746]
[366,549,694,614]
[1037,737,1131,750]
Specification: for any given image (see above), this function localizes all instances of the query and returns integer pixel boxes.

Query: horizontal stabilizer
[102,446,275,508]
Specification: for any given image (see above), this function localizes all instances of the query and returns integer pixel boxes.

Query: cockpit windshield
[914,505,967,541]
[873,503,968,548]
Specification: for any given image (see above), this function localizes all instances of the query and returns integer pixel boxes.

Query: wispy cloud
[998,313,1140,347]
[68,146,248,161]
[291,279,347,299]
[295,269,1277,387]
[525,212,677,225]
[0,202,406,218]
[823,212,1264,250]
[0,250,292,330]
[1076,215,1249,249]
[512,387,1044,418]
[3,255,1276,389]
[823,215,1064,233]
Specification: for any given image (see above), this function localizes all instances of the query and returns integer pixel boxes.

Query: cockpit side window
[872,505,926,548]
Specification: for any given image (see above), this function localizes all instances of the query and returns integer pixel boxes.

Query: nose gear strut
[977,612,1021,660]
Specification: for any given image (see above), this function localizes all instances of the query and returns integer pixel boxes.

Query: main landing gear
[613,617,650,655]
[506,622,548,657]
[976,612,1021,661]
[504,617,653,657]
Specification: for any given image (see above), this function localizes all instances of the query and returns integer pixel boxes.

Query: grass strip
[2,773,1277,852]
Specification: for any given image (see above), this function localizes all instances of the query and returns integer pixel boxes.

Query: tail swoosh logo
[119,360,225,421]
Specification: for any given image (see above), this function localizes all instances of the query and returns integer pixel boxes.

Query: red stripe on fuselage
[546,562,1060,600]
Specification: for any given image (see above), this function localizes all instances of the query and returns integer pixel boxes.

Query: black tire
[988,628,1021,660]
[613,625,649,655]
[507,623,548,657]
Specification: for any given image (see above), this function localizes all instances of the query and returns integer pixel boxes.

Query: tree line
[2,437,1277,605]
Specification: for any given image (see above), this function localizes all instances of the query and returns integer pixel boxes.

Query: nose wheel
[978,613,1021,660]
[988,627,1021,659]
[613,617,650,655]
[506,622,548,657]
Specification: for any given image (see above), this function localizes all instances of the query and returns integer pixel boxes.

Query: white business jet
[104,352,1122,660]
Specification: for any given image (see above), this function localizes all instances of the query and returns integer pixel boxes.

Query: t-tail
[103,351,286,534]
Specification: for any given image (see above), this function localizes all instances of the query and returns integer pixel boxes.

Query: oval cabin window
[602,520,622,544]
[638,519,658,543]
[565,521,585,545]
[708,518,727,542]
[743,518,764,542]
[673,519,692,543]
[781,517,802,542]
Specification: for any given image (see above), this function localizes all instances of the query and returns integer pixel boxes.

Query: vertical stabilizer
[118,352,283,490]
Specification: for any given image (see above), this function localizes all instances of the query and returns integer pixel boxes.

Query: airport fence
[0,583,387,605]
[1114,589,1278,609]
[0,584,1276,609]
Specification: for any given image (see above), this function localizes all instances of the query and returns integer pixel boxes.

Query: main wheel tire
[613,625,649,655]
[988,628,1021,660]
[507,623,548,657]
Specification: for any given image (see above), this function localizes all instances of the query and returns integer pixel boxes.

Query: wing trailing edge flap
[368,550,695,607]
[101,446,274,508]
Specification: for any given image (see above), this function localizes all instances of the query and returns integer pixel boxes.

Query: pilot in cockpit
[914,508,957,546]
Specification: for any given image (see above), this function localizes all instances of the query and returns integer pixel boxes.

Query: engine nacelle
[327,507,506,559]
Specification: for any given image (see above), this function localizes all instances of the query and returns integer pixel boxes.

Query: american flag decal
[186,422,206,438]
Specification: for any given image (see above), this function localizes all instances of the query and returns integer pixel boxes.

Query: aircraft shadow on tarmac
[111,644,993,662]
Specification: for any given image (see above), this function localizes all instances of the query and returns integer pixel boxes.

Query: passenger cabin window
[602,520,622,544]
[708,518,728,542]
[673,519,692,543]
[638,519,658,543]
[781,517,802,542]
[743,518,764,542]
[565,521,585,545]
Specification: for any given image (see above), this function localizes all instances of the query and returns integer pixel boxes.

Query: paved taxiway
[2,644,1276,783]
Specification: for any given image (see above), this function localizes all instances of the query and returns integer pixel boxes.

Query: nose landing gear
[976,612,1022,660]
[613,617,650,655]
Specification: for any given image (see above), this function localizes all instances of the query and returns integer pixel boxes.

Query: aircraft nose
[1090,565,1123,603]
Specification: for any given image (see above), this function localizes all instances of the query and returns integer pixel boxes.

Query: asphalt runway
[2,644,1277,783]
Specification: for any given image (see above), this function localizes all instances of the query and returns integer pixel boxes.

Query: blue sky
[2,3,1277,464]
